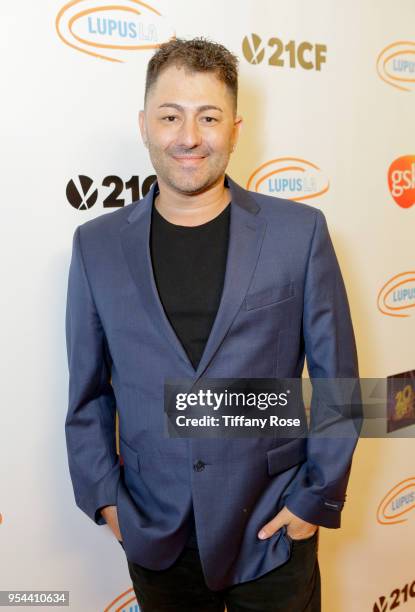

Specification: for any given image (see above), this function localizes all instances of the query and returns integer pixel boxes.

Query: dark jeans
[121,530,321,612]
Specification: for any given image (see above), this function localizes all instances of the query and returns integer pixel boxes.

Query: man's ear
[138,110,148,148]
[231,115,243,152]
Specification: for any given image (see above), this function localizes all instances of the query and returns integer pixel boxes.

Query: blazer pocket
[119,435,140,473]
[267,437,307,476]
[243,282,295,311]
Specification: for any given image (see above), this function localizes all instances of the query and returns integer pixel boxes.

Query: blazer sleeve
[284,209,361,528]
[65,226,120,525]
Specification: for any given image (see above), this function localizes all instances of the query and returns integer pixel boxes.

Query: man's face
[139,64,242,195]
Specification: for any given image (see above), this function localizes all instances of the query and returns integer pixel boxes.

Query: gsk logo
[388,156,415,208]
[376,41,415,92]
[104,587,140,611]
[377,272,415,318]
[377,477,415,525]
[56,0,175,63]
[247,158,329,202]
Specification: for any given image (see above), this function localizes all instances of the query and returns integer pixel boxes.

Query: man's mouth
[172,155,206,166]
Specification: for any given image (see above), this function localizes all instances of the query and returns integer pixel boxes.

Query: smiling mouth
[172,155,206,165]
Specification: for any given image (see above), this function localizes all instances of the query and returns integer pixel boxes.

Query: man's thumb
[257,509,286,540]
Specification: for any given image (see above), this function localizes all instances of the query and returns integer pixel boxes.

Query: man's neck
[154,175,231,227]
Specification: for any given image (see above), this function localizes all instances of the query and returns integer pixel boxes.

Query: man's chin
[165,173,220,196]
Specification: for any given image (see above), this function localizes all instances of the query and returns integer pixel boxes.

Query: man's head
[144,37,239,114]
[139,37,243,196]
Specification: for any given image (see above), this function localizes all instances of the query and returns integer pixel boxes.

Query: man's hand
[257,506,318,541]
[100,505,122,541]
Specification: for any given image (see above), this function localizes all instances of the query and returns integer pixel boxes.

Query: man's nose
[177,117,202,148]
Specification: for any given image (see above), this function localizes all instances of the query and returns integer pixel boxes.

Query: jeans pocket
[286,528,318,546]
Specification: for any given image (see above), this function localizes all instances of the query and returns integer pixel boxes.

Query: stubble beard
[147,143,231,196]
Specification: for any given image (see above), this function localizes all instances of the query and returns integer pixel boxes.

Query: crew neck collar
[152,196,231,230]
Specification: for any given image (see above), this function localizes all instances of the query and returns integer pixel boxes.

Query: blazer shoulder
[249,191,324,219]
[247,188,324,224]
[75,199,140,241]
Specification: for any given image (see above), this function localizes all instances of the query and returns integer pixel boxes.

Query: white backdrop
[1,1,414,610]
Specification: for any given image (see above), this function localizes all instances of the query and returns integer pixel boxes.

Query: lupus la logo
[376,41,415,92]
[104,587,140,611]
[377,477,415,525]
[56,0,175,63]
[388,156,415,208]
[377,271,415,318]
[247,158,329,202]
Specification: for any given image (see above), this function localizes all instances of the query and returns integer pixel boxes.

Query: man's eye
[201,116,217,123]
[162,116,177,122]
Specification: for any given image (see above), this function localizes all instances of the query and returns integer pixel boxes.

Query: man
[65,38,360,611]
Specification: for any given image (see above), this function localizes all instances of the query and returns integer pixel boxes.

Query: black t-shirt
[150,200,231,370]
[149,199,231,548]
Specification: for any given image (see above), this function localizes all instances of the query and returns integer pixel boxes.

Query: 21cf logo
[66,174,156,210]
[242,33,326,70]
[373,596,388,612]
[66,175,98,210]
[388,156,415,208]
[242,34,265,64]
[373,579,415,611]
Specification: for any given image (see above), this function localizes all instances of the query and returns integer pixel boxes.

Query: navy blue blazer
[65,174,359,590]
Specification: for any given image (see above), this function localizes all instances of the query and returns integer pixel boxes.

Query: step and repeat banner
[1,1,414,610]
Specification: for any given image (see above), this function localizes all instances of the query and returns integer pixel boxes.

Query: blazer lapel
[193,176,267,383]
[119,175,268,383]
[120,180,196,371]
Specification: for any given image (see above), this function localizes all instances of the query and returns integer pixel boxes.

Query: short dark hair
[144,37,239,112]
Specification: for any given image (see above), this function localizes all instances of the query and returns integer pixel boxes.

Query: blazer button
[193,460,205,472]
